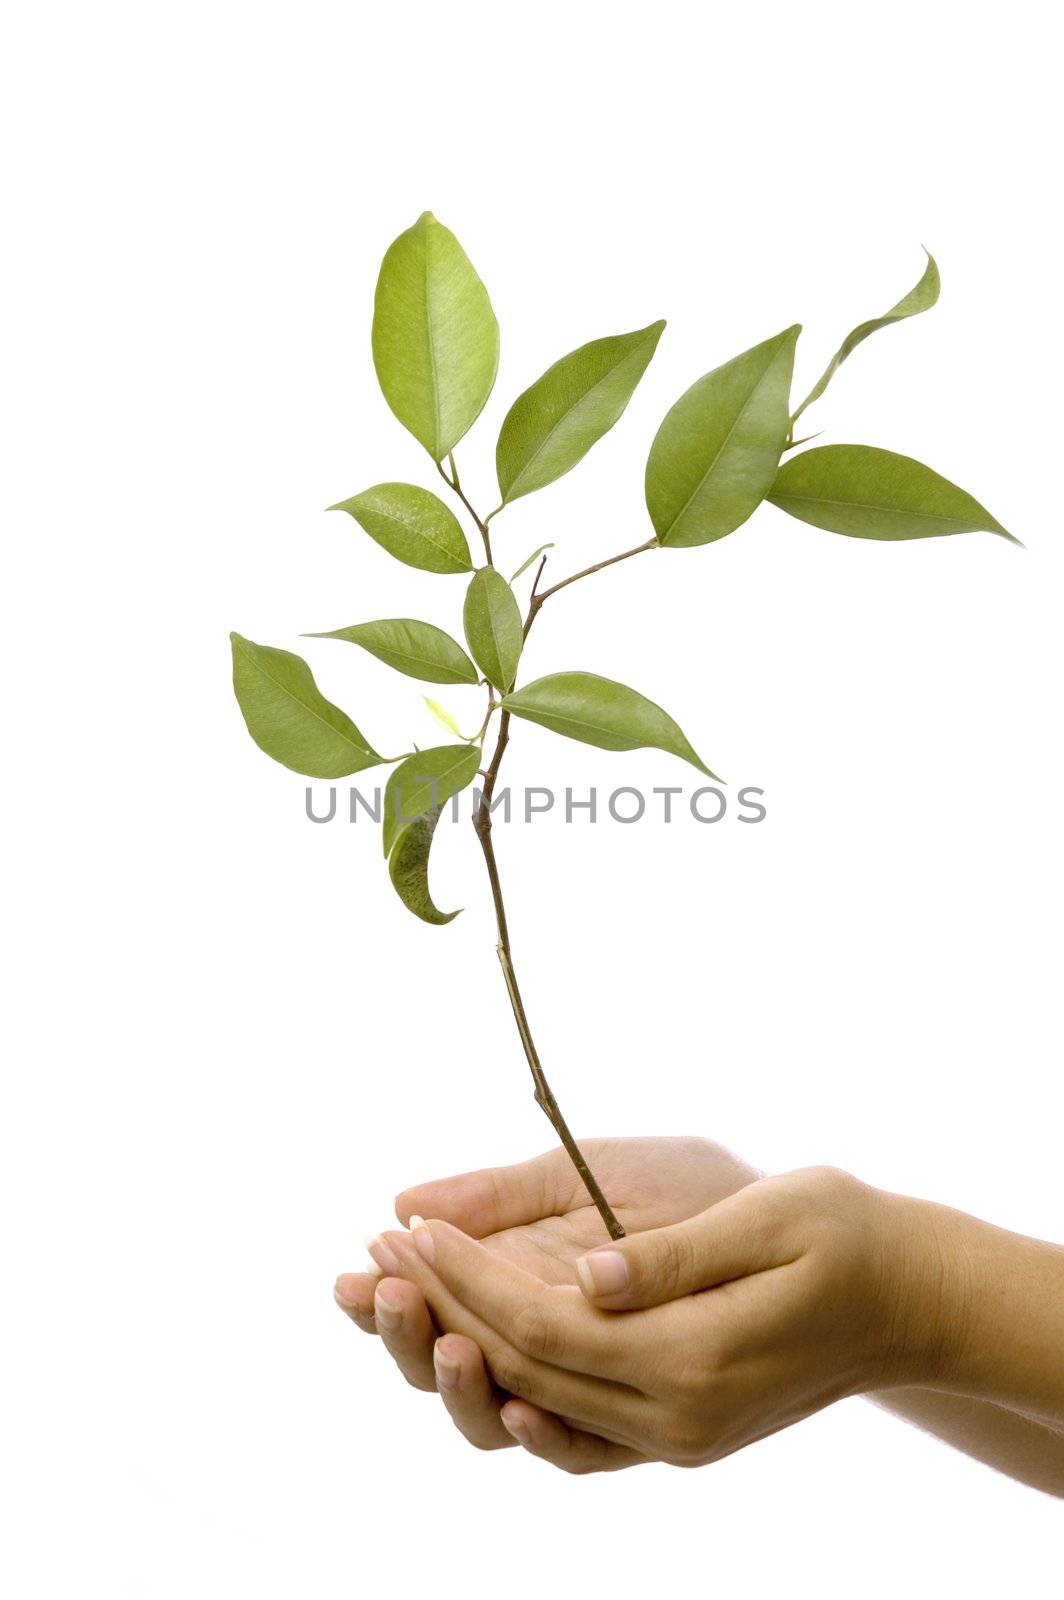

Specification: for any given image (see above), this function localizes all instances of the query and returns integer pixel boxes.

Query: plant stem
[436,456,493,566]
[443,471,654,1235]
[473,712,625,1239]
[465,533,663,1237]
[467,687,498,746]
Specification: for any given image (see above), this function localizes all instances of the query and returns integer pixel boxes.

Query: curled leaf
[790,250,940,429]
[388,805,460,925]
[382,744,481,857]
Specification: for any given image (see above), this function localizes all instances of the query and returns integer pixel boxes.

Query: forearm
[870,1195,1064,1495]
[869,1389,1064,1499]
[924,1200,1064,1426]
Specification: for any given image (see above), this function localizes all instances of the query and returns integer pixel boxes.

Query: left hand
[368,1166,964,1469]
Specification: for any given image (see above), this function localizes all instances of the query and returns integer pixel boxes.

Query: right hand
[334,1136,758,1471]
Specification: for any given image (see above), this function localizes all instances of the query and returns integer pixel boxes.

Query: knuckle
[794,1165,871,1244]
[660,1419,710,1466]
[509,1299,564,1363]
[801,1164,859,1205]
[487,1351,535,1401]
[671,1349,713,1400]
[651,1227,697,1297]
[651,1402,715,1466]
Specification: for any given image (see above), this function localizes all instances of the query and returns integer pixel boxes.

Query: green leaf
[769,444,1016,542]
[372,212,499,461]
[388,806,460,926]
[510,543,555,582]
[329,483,472,574]
[463,568,523,691]
[382,744,481,857]
[230,633,383,778]
[791,250,940,429]
[645,326,800,547]
[423,697,465,738]
[502,671,718,777]
[496,320,665,503]
[306,619,478,686]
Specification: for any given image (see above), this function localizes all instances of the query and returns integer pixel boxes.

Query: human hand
[334,1136,758,1469]
[366,1166,966,1469]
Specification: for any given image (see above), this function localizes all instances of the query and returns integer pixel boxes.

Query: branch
[523,535,658,638]
[459,507,658,1237]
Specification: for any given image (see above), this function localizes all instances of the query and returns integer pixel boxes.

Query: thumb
[394,1146,578,1238]
[574,1182,788,1309]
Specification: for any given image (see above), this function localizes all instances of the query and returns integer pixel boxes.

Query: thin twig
[529,553,549,600]
[539,536,658,603]
[468,686,499,746]
[473,714,625,1239]
[469,530,659,1235]
[523,536,657,638]
[435,456,493,566]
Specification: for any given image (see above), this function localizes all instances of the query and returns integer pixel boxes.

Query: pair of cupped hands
[334,1137,950,1473]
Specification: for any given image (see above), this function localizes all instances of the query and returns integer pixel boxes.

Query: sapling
[231,213,1016,1240]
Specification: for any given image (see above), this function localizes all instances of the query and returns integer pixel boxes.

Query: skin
[335,1138,1064,1492]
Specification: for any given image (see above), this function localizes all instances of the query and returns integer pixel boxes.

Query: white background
[3,2,1062,1594]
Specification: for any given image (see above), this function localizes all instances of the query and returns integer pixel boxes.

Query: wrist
[876,1192,1064,1429]
[873,1191,977,1389]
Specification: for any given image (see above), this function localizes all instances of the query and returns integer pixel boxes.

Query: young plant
[231,213,1016,1240]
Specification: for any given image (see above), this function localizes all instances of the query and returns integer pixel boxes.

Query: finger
[395,1145,588,1236]
[573,1179,794,1309]
[409,1218,635,1382]
[334,1270,381,1331]
[372,1277,439,1391]
[433,1334,514,1451]
[373,1229,649,1441]
[500,1401,646,1475]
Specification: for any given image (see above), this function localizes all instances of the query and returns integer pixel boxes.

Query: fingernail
[501,1409,530,1444]
[366,1234,401,1276]
[410,1216,435,1265]
[334,1273,360,1306]
[361,1236,384,1277]
[374,1284,403,1333]
[576,1249,629,1298]
[433,1340,460,1391]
